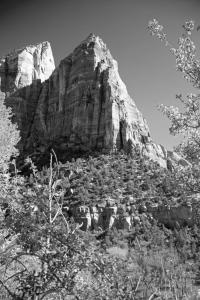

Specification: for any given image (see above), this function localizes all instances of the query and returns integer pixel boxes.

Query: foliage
[148,19,200,163]
[55,152,191,207]
[0,153,98,299]
[0,99,20,171]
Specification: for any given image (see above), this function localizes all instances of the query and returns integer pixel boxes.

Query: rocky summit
[0,34,187,167]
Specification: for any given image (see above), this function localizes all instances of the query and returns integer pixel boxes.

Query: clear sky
[0,0,200,150]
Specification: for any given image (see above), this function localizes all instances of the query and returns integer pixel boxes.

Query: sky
[0,0,200,150]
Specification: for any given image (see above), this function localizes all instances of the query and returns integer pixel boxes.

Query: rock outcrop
[68,203,140,231]
[66,194,200,231]
[0,34,188,167]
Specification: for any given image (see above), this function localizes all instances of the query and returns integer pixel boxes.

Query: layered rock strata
[0,35,187,167]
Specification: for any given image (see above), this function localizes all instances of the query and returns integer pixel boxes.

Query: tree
[148,19,200,163]
[0,99,20,171]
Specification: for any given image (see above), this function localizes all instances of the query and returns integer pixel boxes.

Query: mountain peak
[0,35,189,168]
[83,32,101,42]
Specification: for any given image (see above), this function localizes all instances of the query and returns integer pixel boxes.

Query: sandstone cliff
[0,35,186,167]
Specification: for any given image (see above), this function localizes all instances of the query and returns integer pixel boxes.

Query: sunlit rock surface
[0,41,54,92]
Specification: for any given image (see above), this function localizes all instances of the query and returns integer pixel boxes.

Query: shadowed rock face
[0,35,187,167]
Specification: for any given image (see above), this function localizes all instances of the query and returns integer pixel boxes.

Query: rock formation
[0,34,187,167]
[69,204,137,231]
[28,34,168,166]
[66,194,200,231]
[0,41,55,150]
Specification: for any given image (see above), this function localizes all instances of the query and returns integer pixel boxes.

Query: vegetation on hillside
[0,150,199,299]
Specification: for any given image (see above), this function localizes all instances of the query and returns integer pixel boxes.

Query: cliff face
[25,34,167,166]
[0,42,55,150]
[0,35,183,167]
